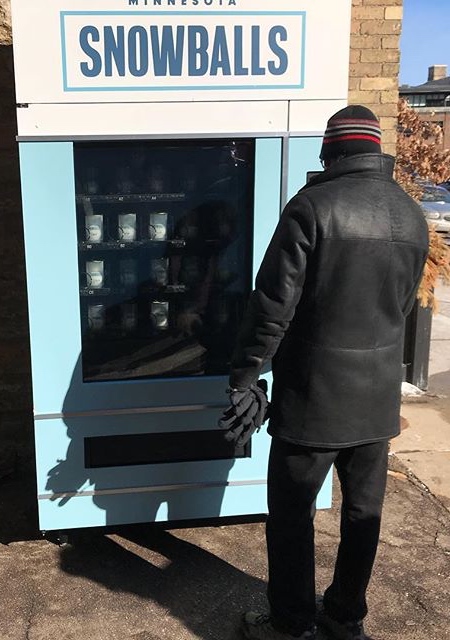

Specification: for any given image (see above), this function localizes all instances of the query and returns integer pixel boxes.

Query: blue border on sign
[60,11,306,92]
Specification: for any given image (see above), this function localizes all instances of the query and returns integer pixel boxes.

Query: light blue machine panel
[287,136,323,201]
[19,137,331,531]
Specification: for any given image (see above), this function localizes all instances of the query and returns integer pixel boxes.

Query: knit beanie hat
[320,105,382,162]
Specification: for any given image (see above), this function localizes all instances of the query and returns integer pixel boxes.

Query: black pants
[266,437,389,636]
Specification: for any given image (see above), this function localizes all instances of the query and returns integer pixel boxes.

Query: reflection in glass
[75,139,255,382]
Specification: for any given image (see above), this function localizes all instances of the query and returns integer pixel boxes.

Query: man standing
[220,106,429,640]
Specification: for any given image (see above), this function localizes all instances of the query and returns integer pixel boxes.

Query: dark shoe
[316,597,373,640]
[241,611,316,640]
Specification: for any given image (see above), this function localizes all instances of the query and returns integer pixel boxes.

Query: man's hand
[218,380,270,447]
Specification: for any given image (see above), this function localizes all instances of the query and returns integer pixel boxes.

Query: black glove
[218,379,269,447]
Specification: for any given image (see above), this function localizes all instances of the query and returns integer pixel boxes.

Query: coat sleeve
[229,194,317,390]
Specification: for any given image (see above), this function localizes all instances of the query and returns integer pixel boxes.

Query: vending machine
[11,0,351,531]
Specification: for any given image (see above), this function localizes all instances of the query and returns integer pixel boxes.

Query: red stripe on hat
[322,134,382,144]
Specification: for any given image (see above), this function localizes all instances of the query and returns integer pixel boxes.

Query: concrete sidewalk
[392,281,450,512]
[0,286,450,640]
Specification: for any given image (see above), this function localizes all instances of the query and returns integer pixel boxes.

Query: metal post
[403,300,433,390]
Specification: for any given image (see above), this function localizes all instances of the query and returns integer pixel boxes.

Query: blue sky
[400,0,450,87]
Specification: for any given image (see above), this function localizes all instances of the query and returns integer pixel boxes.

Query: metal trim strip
[38,478,267,500]
[281,135,290,209]
[16,132,324,142]
[289,131,324,138]
[35,403,228,421]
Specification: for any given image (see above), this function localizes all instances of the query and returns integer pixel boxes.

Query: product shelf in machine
[76,193,187,204]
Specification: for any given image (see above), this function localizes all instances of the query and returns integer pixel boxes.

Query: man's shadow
[59,525,268,640]
[59,524,329,640]
[41,357,260,639]
[44,352,238,527]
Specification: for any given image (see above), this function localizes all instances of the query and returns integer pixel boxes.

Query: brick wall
[349,0,403,156]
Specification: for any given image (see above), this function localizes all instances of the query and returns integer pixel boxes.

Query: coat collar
[304,153,396,191]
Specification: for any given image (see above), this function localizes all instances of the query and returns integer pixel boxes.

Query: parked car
[419,185,450,234]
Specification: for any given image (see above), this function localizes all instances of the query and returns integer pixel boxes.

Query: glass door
[74,139,255,382]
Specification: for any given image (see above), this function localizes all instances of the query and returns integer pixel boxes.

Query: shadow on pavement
[428,369,450,396]
[428,369,450,422]
[59,525,268,640]
[57,524,331,640]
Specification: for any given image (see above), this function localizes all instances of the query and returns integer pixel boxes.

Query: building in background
[400,65,450,150]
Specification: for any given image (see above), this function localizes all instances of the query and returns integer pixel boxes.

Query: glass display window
[74,139,255,382]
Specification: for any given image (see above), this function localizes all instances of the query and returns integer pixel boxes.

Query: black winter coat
[230,154,429,447]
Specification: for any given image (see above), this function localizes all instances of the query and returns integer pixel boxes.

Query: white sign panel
[11,0,351,104]
[62,12,305,92]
